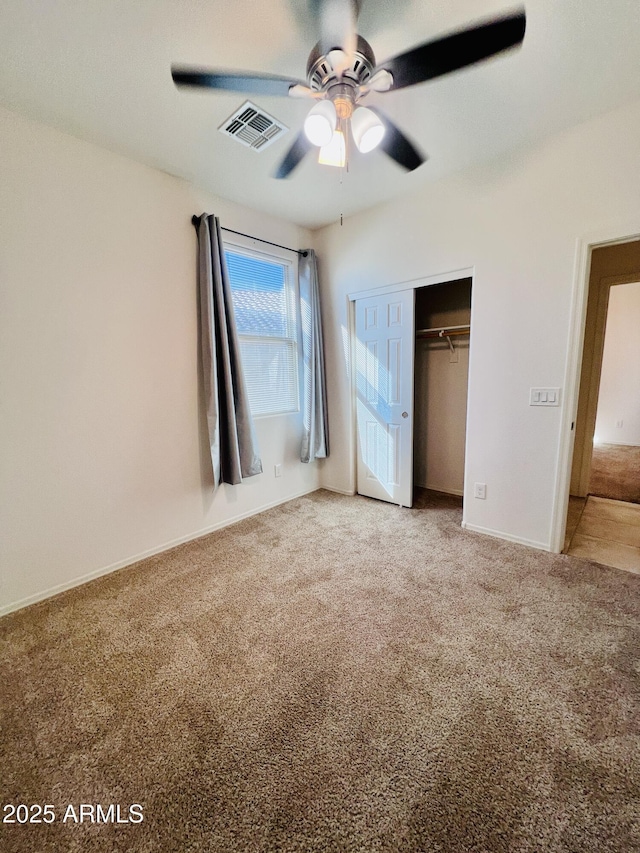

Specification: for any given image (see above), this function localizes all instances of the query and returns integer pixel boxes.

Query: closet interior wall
[414,278,472,497]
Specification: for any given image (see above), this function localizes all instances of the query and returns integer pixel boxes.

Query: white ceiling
[1,0,640,229]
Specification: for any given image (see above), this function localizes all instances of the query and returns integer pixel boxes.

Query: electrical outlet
[274,464,282,478]
[474,483,487,500]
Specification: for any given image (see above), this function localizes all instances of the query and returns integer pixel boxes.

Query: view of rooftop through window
[225,251,291,339]
[224,247,299,417]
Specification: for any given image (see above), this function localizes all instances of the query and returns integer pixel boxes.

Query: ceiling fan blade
[368,107,426,172]
[172,67,307,97]
[378,9,526,91]
[274,131,314,179]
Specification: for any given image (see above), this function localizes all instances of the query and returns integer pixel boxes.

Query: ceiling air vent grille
[219,101,287,151]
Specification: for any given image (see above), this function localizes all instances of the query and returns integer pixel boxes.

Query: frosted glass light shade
[318,130,346,167]
[304,100,337,147]
[351,107,385,153]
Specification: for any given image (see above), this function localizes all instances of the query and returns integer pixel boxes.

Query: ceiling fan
[172,1,526,178]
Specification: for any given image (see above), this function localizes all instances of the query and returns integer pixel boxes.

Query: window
[224,243,300,417]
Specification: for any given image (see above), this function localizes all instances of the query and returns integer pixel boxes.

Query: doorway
[414,278,472,502]
[352,273,472,510]
[563,240,640,573]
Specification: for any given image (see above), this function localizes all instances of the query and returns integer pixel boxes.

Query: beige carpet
[1,489,639,853]
[589,443,640,504]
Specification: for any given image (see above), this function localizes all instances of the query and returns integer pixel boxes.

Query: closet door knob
[402,411,408,418]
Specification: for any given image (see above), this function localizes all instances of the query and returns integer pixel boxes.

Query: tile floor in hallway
[564,494,640,574]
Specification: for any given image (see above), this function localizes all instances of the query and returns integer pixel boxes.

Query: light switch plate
[530,387,561,406]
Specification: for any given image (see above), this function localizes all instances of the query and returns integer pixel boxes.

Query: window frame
[223,235,302,419]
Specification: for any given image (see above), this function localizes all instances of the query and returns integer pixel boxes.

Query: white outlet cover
[474,483,487,499]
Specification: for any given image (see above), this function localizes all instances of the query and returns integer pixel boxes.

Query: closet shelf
[416,324,470,338]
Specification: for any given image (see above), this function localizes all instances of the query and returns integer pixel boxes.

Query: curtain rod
[191,216,308,257]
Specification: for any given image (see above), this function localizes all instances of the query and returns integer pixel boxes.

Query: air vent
[219,101,288,151]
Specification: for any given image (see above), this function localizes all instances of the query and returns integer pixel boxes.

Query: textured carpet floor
[1,489,639,853]
[589,443,640,503]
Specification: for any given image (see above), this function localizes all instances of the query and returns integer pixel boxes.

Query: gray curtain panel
[299,249,330,463]
[195,213,262,487]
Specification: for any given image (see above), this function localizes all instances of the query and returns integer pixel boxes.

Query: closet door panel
[355,290,415,507]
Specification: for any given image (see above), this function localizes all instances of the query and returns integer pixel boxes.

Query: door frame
[550,222,640,553]
[348,266,474,510]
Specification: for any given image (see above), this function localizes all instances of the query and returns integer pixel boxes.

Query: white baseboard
[416,482,464,497]
[320,484,356,496]
[594,440,640,448]
[0,486,320,618]
[461,521,549,552]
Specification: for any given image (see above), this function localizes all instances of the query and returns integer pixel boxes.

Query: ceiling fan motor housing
[327,82,356,118]
[306,35,376,93]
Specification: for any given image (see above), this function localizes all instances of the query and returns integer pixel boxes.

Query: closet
[414,278,472,498]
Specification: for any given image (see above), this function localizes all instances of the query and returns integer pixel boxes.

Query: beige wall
[594,281,640,446]
[0,106,319,615]
[315,96,640,550]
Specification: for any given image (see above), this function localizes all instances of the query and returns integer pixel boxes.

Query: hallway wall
[594,281,640,446]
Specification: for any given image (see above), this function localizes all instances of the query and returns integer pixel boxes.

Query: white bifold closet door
[355,289,415,507]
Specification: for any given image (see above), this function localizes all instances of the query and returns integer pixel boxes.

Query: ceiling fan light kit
[318,129,346,167]
[351,106,385,153]
[302,87,384,164]
[304,99,337,146]
[172,1,526,179]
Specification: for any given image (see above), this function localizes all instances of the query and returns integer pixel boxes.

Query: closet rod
[416,324,470,337]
